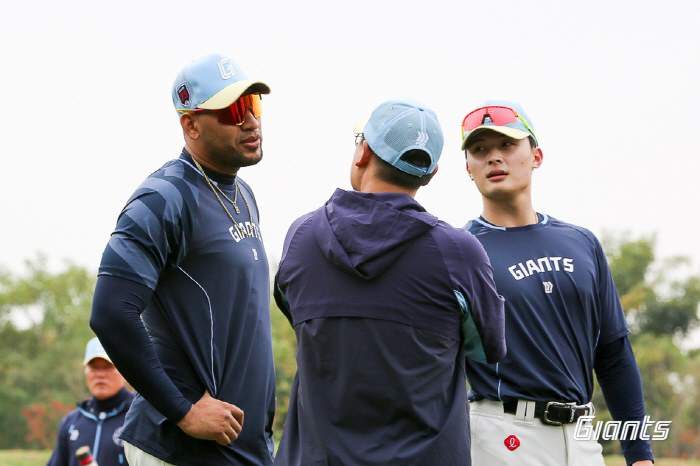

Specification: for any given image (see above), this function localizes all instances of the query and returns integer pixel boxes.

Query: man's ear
[354,140,373,167]
[422,164,438,186]
[532,147,543,169]
[466,161,474,180]
[180,113,199,140]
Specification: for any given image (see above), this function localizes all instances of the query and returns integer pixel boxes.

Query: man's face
[194,103,263,171]
[84,358,126,400]
[465,130,541,200]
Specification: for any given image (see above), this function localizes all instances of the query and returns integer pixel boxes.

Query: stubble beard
[209,143,264,169]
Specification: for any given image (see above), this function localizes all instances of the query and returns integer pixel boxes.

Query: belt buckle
[542,401,569,425]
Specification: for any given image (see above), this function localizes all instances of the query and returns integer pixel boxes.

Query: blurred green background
[1,233,699,462]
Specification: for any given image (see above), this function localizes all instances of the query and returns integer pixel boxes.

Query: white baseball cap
[83,337,112,366]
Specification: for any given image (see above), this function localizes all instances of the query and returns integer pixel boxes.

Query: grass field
[605,456,700,466]
[0,450,51,466]
[1,450,698,465]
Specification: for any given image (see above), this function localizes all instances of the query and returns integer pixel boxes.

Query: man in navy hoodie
[273,98,507,466]
[47,337,135,466]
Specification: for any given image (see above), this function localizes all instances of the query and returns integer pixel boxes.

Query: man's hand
[177,391,244,446]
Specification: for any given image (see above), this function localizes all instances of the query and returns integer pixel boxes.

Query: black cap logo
[177,83,191,108]
[482,114,493,125]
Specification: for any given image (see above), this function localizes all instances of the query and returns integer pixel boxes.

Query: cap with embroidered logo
[172,53,270,112]
[354,98,444,177]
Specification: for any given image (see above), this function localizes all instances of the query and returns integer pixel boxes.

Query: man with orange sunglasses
[460,100,654,465]
[90,54,276,466]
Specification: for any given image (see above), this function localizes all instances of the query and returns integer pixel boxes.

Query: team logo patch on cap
[504,435,520,451]
[177,83,191,107]
[482,114,493,125]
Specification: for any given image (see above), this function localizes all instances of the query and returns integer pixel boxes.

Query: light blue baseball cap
[172,54,270,112]
[461,99,538,150]
[83,337,111,365]
[354,98,444,177]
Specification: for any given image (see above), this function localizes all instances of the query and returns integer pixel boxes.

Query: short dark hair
[372,149,434,190]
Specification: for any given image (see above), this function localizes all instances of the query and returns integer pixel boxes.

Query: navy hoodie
[274,189,505,466]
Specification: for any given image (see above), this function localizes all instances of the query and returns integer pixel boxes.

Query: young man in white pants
[460,100,654,466]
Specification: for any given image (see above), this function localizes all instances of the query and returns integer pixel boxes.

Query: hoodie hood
[312,189,438,280]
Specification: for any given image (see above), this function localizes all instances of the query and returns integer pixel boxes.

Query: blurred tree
[604,233,700,337]
[605,234,654,299]
[595,234,700,459]
[639,275,700,337]
[678,355,700,458]
[22,400,74,449]
[593,334,690,458]
[270,300,297,445]
[0,255,96,449]
[0,255,301,450]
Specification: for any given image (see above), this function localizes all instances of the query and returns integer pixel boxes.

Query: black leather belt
[502,400,591,426]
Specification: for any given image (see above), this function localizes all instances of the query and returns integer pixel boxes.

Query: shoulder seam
[279,212,315,271]
[426,224,467,296]
[552,219,598,250]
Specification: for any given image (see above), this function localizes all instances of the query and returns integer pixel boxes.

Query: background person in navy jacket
[47,337,135,466]
[274,98,506,466]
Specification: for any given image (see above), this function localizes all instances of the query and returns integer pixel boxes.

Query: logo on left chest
[112,426,124,447]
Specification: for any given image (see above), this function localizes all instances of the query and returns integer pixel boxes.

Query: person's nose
[241,107,260,130]
[487,150,504,164]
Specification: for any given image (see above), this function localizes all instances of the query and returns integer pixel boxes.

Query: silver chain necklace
[191,158,253,238]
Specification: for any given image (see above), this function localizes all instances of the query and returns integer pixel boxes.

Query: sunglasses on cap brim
[461,106,536,142]
[178,93,262,126]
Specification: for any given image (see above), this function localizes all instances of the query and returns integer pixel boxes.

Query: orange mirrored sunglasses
[180,93,262,125]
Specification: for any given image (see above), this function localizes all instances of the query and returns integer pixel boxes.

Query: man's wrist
[172,400,193,425]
